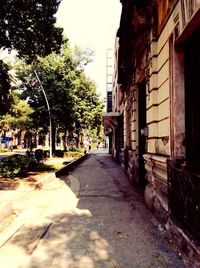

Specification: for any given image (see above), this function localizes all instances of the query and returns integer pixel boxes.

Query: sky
[56,0,121,98]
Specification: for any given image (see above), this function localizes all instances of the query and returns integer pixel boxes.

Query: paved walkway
[0,149,187,267]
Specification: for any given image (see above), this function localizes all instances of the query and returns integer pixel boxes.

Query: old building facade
[103,0,200,264]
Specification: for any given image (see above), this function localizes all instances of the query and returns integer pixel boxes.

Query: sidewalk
[0,155,85,248]
[0,148,187,267]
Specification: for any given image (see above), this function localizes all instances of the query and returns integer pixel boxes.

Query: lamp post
[34,71,52,158]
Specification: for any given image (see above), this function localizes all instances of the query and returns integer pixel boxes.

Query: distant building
[106,48,114,112]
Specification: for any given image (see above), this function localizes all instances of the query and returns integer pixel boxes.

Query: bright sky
[56,0,121,97]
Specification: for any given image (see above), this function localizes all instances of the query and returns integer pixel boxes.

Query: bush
[35,149,44,163]
[54,150,64,158]
[0,154,36,178]
[26,149,34,158]
[64,151,82,158]
[0,148,10,153]
[43,150,50,159]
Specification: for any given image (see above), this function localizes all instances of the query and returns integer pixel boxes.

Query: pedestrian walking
[96,140,100,149]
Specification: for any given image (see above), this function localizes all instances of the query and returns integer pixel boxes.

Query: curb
[0,153,88,247]
[36,153,88,186]
[55,153,88,178]
[0,202,13,223]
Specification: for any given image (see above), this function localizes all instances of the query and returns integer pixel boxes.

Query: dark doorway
[108,133,112,154]
[138,81,147,186]
[185,27,200,171]
[115,113,124,161]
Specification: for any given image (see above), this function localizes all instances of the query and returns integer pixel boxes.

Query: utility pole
[34,71,53,158]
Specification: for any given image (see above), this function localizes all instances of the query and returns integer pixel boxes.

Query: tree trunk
[63,128,67,151]
[51,121,56,155]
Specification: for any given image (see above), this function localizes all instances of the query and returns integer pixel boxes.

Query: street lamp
[34,71,53,158]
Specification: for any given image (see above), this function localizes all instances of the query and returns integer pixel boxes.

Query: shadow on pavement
[0,150,186,268]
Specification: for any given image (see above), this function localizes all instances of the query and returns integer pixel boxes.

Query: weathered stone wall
[144,1,181,220]
[112,0,200,263]
[144,154,168,222]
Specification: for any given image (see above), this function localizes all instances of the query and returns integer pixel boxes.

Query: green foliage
[0,148,10,153]
[17,43,104,144]
[0,0,64,63]
[43,150,50,159]
[26,149,34,158]
[17,46,75,133]
[0,90,33,130]
[72,72,104,132]
[68,146,79,152]
[0,1,64,127]
[64,151,83,158]
[73,46,94,70]
[34,149,50,163]
[54,149,64,157]
[0,154,36,178]
[0,60,13,115]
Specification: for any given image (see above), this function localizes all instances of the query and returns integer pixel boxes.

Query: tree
[17,44,104,151]
[0,90,33,148]
[0,60,13,115]
[0,0,63,63]
[73,46,95,70]
[0,0,64,123]
[0,90,33,130]
[72,72,104,135]
[17,45,77,151]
